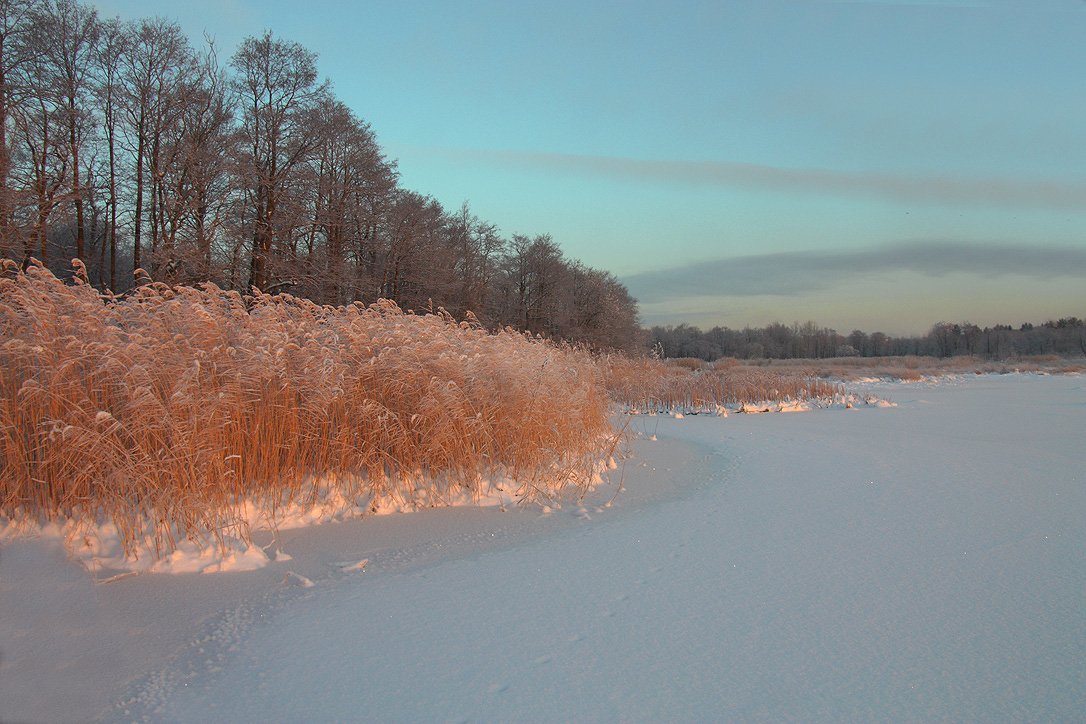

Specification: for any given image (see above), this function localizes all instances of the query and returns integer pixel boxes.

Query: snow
[2,373,1085,721]
[1,465,614,577]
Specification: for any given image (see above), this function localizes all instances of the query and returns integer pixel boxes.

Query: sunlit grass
[1,260,612,556]
[603,356,846,414]
[14,259,1069,564]
[762,354,1086,380]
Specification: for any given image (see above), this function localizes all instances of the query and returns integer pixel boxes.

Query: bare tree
[0,11,646,348]
[0,0,40,255]
[376,189,448,309]
[91,15,123,289]
[497,234,568,335]
[140,35,235,284]
[9,17,69,267]
[117,17,190,272]
[446,202,502,321]
[173,38,233,283]
[305,97,395,303]
[567,263,642,352]
[231,31,326,291]
[31,0,97,261]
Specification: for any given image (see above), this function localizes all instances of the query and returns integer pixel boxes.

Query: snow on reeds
[764,354,1086,381]
[1,260,612,558]
[604,353,1085,415]
[603,356,847,414]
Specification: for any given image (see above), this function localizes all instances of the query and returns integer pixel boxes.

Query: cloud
[623,240,1086,303]
[443,148,1086,211]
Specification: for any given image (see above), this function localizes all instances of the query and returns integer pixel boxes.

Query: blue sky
[95,0,1086,334]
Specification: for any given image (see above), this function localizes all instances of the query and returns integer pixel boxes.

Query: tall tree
[92,15,122,289]
[231,31,326,291]
[10,12,68,267]
[376,189,447,309]
[567,263,642,352]
[32,0,97,261]
[0,11,644,346]
[306,97,394,303]
[170,38,232,283]
[118,17,189,272]
[446,202,502,321]
[0,0,39,256]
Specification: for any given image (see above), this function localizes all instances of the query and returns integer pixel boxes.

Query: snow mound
[0,519,269,577]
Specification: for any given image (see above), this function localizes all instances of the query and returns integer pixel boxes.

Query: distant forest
[651,318,1086,361]
[0,0,643,352]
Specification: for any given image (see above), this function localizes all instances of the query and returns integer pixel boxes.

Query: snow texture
[1,373,1084,722]
[1,465,615,577]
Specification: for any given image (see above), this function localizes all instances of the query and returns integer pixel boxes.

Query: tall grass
[603,353,1086,415]
[604,356,846,414]
[1,260,612,556]
[762,354,1086,380]
[22,259,1067,563]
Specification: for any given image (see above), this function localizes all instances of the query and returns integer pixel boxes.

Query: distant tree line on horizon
[650,317,1086,361]
[0,0,643,353]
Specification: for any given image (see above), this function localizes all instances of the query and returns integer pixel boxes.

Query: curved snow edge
[0,456,621,577]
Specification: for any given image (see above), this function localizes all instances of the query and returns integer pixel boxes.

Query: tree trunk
[249,186,271,290]
[70,100,84,260]
[133,109,144,271]
[108,124,117,290]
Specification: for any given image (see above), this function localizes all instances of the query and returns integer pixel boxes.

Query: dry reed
[763,354,1086,380]
[603,356,846,414]
[1,260,612,556]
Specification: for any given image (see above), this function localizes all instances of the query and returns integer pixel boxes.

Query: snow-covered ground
[2,373,1084,721]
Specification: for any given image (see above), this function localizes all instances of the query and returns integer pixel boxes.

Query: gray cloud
[623,241,1086,303]
[450,148,1086,210]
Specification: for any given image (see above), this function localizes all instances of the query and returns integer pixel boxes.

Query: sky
[93,0,1086,335]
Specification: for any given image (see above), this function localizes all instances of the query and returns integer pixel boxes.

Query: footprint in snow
[332,558,369,573]
[281,571,315,588]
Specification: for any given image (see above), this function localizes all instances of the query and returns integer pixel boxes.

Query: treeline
[651,318,1086,361]
[0,0,643,352]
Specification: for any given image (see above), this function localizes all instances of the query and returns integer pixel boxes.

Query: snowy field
[2,373,1084,721]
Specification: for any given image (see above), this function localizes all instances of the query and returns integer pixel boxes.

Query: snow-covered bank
[0,459,618,577]
[2,373,1084,721]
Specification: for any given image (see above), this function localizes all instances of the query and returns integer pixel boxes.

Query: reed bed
[14,260,1073,565]
[763,354,1086,380]
[1,261,612,556]
[603,352,1084,415]
[604,356,846,414]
